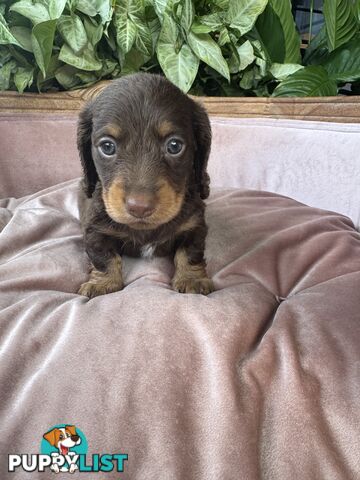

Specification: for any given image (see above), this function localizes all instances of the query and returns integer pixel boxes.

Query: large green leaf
[10,1,50,25]
[190,21,213,34]
[55,64,82,89]
[268,0,300,63]
[157,42,199,92]
[240,66,258,90]
[187,31,230,80]
[9,43,32,67]
[58,15,87,54]
[273,65,338,97]
[48,0,67,19]
[228,0,268,36]
[59,43,102,71]
[157,15,199,92]
[0,60,17,89]
[0,14,22,47]
[213,0,229,9]
[0,46,11,66]
[180,0,194,33]
[152,0,167,20]
[115,1,143,54]
[193,13,223,33]
[75,0,112,24]
[122,47,149,75]
[9,26,33,52]
[237,40,255,71]
[255,0,300,64]
[31,19,57,77]
[83,17,103,47]
[152,0,177,22]
[36,53,61,90]
[156,13,179,49]
[303,25,329,65]
[323,0,358,52]
[324,37,360,82]
[75,0,98,17]
[135,18,153,56]
[118,17,136,53]
[255,4,285,63]
[270,63,303,81]
[14,66,34,92]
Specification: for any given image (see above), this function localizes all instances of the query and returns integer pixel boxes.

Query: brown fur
[172,248,213,294]
[77,73,214,297]
[102,177,184,230]
[79,255,123,298]
[157,120,176,138]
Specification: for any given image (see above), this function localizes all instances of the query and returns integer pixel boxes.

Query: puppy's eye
[99,140,116,156]
[166,138,183,155]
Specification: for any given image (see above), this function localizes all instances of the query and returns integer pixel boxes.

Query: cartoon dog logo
[43,425,81,473]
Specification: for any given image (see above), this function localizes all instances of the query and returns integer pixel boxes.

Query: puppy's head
[43,425,81,454]
[77,73,211,230]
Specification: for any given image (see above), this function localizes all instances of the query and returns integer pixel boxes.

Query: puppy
[43,425,81,473]
[77,73,214,298]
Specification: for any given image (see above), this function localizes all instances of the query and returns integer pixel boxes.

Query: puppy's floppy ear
[192,101,211,200]
[43,428,59,446]
[65,425,76,436]
[77,102,98,198]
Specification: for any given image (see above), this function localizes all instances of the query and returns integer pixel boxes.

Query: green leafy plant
[0,0,360,96]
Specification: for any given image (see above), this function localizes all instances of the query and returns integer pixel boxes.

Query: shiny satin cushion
[0,181,359,479]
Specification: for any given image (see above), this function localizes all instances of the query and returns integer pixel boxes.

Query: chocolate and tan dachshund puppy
[77,73,214,298]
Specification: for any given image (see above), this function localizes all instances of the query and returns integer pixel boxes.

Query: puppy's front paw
[172,276,214,295]
[78,255,123,298]
[78,279,123,298]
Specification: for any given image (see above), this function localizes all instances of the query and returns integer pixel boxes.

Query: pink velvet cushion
[0,180,360,479]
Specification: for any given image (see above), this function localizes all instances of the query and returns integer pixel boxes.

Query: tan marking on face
[78,254,123,298]
[102,179,127,222]
[158,120,175,138]
[102,177,185,230]
[172,248,214,295]
[100,123,122,139]
[152,179,185,224]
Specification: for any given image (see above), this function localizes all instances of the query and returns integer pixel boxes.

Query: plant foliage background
[1,0,360,96]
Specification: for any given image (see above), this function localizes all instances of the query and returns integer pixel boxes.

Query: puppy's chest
[121,239,174,258]
[140,243,157,258]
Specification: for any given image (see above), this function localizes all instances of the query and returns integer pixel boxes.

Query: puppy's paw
[172,276,214,295]
[78,257,124,298]
[78,279,123,298]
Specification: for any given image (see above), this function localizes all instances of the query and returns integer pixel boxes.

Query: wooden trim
[1,80,360,123]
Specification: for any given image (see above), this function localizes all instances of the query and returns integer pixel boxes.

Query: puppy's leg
[78,231,123,298]
[172,229,214,295]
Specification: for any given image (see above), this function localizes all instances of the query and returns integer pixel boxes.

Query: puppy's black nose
[126,195,155,218]
[71,435,80,442]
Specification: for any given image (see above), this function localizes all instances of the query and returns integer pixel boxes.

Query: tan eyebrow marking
[157,120,176,138]
[98,123,122,139]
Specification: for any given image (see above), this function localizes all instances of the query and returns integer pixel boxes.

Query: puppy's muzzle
[126,193,155,219]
